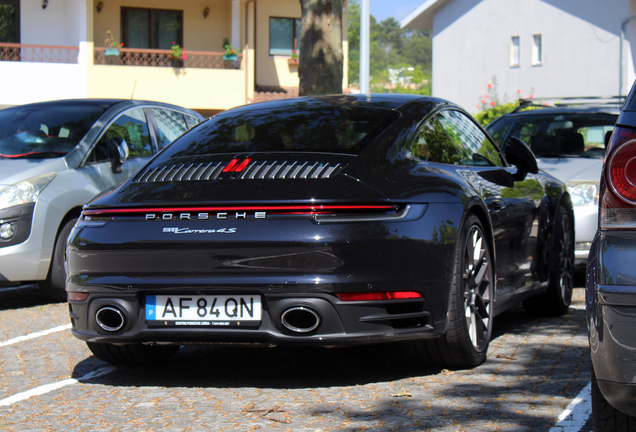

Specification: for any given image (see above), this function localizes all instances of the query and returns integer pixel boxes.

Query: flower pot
[223,54,238,61]
[104,49,119,56]
[288,58,299,66]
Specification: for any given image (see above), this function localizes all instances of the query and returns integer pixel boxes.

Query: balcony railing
[94,47,242,69]
[0,43,79,64]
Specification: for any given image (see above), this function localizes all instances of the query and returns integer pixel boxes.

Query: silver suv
[0,99,203,301]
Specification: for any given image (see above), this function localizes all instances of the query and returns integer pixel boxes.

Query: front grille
[136,160,347,183]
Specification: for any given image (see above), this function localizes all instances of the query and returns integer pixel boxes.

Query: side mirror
[108,137,129,174]
[504,136,538,181]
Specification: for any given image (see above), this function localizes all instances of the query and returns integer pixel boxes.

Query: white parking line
[0,366,117,407]
[549,382,592,431]
[0,323,72,348]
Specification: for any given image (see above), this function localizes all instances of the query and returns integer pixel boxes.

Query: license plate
[145,295,261,327]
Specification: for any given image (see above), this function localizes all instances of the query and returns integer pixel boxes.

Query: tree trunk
[298,0,344,96]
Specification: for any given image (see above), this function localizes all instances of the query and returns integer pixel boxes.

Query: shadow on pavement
[0,284,61,311]
[73,342,443,389]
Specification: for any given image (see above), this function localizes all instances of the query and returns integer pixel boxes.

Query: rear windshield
[156,105,400,161]
[487,112,617,158]
[0,105,105,159]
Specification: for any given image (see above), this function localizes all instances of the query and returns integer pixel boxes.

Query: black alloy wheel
[39,217,77,303]
[413,213,493,369]
[462,221,493,352]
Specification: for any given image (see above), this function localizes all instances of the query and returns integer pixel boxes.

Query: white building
[401,0,636,112]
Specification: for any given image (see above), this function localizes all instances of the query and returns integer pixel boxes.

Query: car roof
[503,104,621,117]
[2,99,202,116]
[226,94,451,115]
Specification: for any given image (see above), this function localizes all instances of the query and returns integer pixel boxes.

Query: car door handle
[488,199,504,210]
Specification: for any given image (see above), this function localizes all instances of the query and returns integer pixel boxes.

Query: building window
[510,36,520,67]
[532,34,542,65]
[0,0,20,43]
[270,17,301,56]
[121,7,183,50]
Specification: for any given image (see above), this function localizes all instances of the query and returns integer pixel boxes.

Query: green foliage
[347,0,431,94]
[170,43,186,60]
[474,102,517,127]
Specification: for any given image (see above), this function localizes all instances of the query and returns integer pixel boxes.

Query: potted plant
[104,30,121,56]
[222,38,238,61]
[288,49,299,65]
[169,42,187,67]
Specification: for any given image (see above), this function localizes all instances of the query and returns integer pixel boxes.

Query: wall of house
[21,0,86,46]
[87,64,246,111]
[431,0,633,112]
[0,63,88,105]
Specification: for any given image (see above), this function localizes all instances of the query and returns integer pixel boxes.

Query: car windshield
[487,112,618,158]
[157,105,401,161]
[0,105,106,159]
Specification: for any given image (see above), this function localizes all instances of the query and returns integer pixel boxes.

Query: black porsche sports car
[67,94,574,369]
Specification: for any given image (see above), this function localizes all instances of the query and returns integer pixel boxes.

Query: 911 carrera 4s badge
[163,227,237,234]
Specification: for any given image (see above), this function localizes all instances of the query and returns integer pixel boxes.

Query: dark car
[0,99,203,301]
[67,94,574,369]
[587,86,636,429]
[486,101,619,273]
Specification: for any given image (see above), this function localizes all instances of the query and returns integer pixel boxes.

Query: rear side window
[438,110,504,166]
[412,114,462,164]
[152,108,189,149]
[156,105,400,161]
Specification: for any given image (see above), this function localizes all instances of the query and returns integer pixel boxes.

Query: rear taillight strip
[313,204,426,224]
[83,204,399,218]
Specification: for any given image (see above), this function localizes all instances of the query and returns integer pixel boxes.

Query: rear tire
[413,214,494,369]
[38,218,77,303]
[87,342,180,365]
[592,368,636,431]
[523,205,574,316]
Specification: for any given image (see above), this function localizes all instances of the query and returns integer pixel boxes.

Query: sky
[370,0,424,24]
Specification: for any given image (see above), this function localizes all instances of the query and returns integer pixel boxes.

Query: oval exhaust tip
[96,306,125,332]
[281,306,321,333]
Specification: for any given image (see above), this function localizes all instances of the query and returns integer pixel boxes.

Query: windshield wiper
[535,152,571,158]
[0,151,66,159]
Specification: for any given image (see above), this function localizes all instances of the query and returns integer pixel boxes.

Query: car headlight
[567,181,599,207]
[0,173,57,210]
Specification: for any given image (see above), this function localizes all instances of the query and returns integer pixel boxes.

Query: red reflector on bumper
[67,292,89,301]
[336,291,422,301]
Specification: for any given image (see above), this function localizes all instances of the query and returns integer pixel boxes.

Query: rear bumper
[587,232,636,417]
[69,291,442,346]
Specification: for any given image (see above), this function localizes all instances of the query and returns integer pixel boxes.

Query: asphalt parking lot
[0,285,592,431]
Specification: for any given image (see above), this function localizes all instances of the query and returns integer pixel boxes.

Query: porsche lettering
[146,212,266,221]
